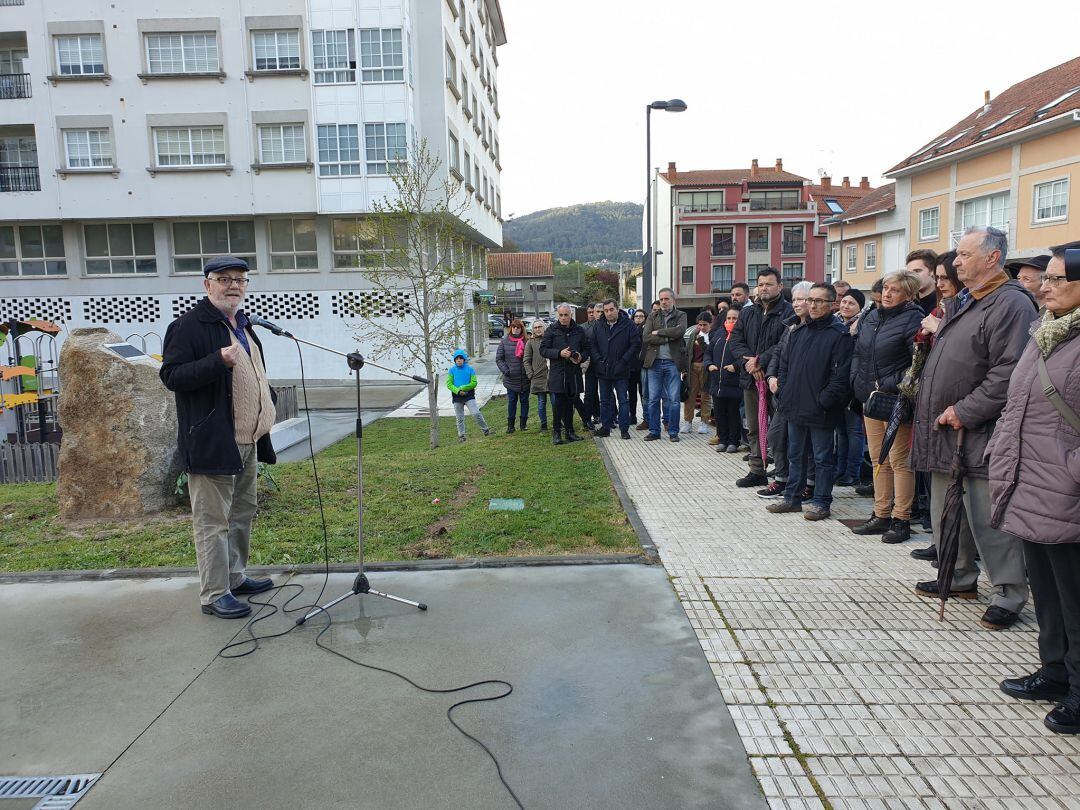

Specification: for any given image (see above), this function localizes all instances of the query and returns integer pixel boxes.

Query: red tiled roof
[486,252,554,278]
[828,183,896,223]
[887,56,1080,174]
[659,167,808,186]
[807,182,876,216]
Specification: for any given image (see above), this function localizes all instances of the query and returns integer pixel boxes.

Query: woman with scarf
[706,306,743,452]
[990,240,1080,735]
[496,319,530,433]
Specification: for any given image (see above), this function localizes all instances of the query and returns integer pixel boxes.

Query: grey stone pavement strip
[600,428,1080,808]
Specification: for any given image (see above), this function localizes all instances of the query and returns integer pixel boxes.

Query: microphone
[248,314,291,337]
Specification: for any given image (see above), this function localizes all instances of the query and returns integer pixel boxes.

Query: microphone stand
[252,319,428,623]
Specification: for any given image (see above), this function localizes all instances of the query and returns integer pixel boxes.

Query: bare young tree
[347,139,481,448]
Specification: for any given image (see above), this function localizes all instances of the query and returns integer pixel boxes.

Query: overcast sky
[495,0,1079,219]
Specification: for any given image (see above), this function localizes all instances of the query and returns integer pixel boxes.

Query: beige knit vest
[230,331,276,446]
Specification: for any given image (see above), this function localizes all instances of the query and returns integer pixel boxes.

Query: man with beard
[540,304,589,445]
[729,267,795,487]
[591,299,641,439]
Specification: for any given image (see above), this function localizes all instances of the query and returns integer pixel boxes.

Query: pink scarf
[510,335,525,358]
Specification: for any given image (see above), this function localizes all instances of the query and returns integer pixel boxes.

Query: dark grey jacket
[910,277,1037,477]
[523,336,549,393]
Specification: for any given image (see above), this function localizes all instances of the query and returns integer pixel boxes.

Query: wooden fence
[0,442,60,484]
[272,385,298,423]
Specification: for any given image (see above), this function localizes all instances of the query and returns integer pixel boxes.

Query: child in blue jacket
[446,349,492,442]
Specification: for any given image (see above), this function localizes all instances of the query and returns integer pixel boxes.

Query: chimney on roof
[820,176,831,190]
[775,158,783,172]
[667,161,676,176]
[750,158,759,178]
[859,176,870,190]
[841,176,851,189]
[984,89,991,105]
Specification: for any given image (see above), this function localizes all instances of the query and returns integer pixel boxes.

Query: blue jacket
[591,311,642,380]
[446,349,478,402]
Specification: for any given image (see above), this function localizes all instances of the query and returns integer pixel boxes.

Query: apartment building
[823,184,905,290]
[0,0,506,380]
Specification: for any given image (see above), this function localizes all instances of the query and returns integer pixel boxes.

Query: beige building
[824,184,902,289]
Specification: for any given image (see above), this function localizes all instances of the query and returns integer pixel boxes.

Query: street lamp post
[644,98,687,307]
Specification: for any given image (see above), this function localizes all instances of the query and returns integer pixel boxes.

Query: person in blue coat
[446,349,491,442]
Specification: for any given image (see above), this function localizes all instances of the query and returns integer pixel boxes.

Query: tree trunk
[427,380,439,449]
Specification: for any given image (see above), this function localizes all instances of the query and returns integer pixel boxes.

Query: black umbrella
[935,427,967,621]
[877,342,929,464]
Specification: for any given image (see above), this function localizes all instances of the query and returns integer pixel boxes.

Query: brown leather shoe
[635,420,649,431]
[707,436,722,446]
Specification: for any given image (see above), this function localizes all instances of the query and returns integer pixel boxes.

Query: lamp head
[649,99,687,112]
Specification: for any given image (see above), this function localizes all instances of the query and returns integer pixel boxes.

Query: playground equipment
[1,319,62,444]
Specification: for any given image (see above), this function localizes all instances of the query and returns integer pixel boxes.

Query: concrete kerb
[593,436,661,563]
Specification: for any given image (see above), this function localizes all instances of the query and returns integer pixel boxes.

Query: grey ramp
[5,567,764,809]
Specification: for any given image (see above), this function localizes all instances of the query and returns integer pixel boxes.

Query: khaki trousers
[683,361,712,423]
[863,416,914,520]
[188,443,258,605]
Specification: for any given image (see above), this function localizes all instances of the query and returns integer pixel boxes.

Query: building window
[462,145,471,187]
[358,28,403,82]
[865,241,877,270]
[445,46,456,86]
[461,73,469,111]
[711,264,733,290]
[55,34,104,76]
[711,226,734,256]
[782,225,805,254]
[676,191,726,212]
[781,262,803,288]
[680,265,694,285]
[847,244,857,271]
[153,127,226,167]
[960,192,1008,232]
[317,124,360,176]
[747,226,769,251]
[747,263,769,279]
[0,224,66,277]
[681,227,694,247]
[447,131,460,175]
[1033,178,1069,223]
[172,221,255,274]
[84,223,155,275]
[312,29,355,84]
[269,218,317,271]
[252,30,300,71]
[63,129,113,169]
[258,124,306,164]
[364,123,406,175]
[919,206,940,241]
[332,217,398,269]
[749,190,801,210]
[146,33,219,74]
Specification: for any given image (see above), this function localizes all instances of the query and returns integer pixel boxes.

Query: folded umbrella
[935,427,967,621]
[755,377,769,465]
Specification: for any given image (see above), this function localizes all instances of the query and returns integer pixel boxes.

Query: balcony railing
[782,240,806,254]
[711,241,735,257]
[0,73,31,99]
[0,166,40,192]
[678,201,815,215]
[748,239,769,251]
[678,203,741,214]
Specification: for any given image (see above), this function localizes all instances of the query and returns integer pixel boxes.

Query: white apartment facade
[0,0,506,380]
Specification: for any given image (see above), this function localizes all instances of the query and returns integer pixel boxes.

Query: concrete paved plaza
[0,566,763,809]
[601,429,1080,809]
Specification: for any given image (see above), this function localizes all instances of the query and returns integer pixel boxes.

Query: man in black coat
[767,283,853,521]
[592,300,642,439]
[729,267,795,487]
[160,256,278,619]
[539,304,590,445]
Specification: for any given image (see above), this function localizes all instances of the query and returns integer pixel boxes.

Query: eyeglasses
[210,276,249,288]
[1042,275,1069,287]
[807,298,832,307]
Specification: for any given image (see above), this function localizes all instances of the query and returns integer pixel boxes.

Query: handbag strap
[1038,355,1080,433]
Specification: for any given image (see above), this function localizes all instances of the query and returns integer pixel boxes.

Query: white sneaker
[679,421,692,433]
[697,422,710,434]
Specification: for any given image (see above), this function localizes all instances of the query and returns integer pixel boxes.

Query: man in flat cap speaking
[161,256,277,619]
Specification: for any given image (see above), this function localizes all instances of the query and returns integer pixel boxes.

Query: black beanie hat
[843,288,866,309]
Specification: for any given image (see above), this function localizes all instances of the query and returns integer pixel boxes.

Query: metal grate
[245,292,320,320]
[171,294,203,319]
[0,773,101,809]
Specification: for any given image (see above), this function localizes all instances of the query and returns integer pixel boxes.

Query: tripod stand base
[295,572,428,625]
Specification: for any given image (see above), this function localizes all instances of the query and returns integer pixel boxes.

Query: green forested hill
[502,201,643,263]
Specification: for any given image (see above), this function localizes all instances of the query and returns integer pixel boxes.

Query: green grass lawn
[0,400,640,572]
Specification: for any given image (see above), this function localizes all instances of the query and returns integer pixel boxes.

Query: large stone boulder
[56,328,183,521]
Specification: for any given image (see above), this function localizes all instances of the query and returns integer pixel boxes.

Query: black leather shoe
[593,428,611,438]
[1000,672,1070,703]
[566,430,584,442]
[914,580,978,599]
[882,519,911,544]
[736,473,768,488]
[643,434,661,441]
[1045,694,1080,734]
[911,545,937,561]
[552,432,564,446]
[200,593,252,619]
[851,515,891,535]
[233,576,274,595]
[620,430,631,439]
[980,605,1020,631]
[854,482,875,497]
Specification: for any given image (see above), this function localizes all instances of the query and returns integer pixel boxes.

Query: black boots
[882,519,912,544]
[552,430,564,445]
[506,419,515,434]
[565,429,584,442]
[519,418,527,431]
[851,515,891,535]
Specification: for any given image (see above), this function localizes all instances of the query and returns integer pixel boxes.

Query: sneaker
[766,500,802,514]
[483,428,492,436]
[736,473,768,488]
[881,519,912,544]
[708,436,722,446]
[458,435,467,443]
[726,444,741,453]
[804,505,831,521]
[697,423,710,434]
[679,421,692,434]
[644,434,661,441]
[757,480,786,499]
[635,420,649,431]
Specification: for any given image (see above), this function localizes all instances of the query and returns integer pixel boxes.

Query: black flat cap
[1005,254,1051,278]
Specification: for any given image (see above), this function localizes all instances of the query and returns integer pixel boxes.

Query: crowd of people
[454,226,1080,735]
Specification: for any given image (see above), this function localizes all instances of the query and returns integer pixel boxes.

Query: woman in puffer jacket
[496,319,530,433]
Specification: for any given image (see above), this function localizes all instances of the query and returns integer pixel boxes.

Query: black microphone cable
[213,328,524,809]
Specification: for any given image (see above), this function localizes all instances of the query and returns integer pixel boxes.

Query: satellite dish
[817,168,828,178]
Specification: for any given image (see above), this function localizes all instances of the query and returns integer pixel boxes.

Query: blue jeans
[834,408,864,481]
[783,423,837,508]
[646,360,681,438]
[507,389,530,425]
[598,377,630,432]
[534,392,548,426]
